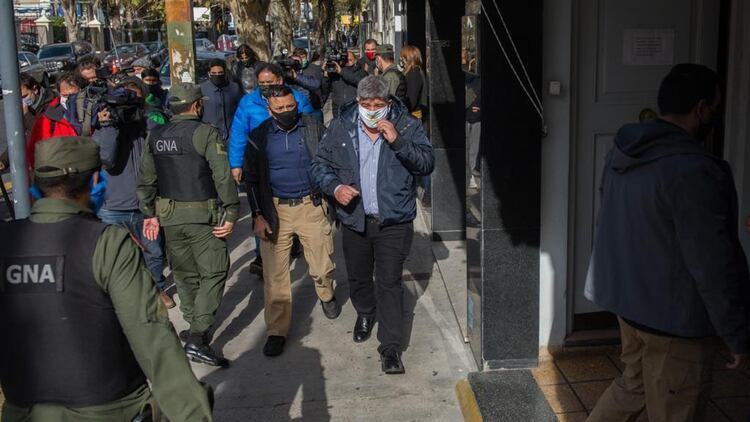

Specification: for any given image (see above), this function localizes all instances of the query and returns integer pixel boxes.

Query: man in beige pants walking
[243,85,340,357]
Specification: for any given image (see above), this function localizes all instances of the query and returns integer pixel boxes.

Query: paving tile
[556,411,588,422]
[532,360,567,386]
[539,384,585,413]
[713,397,750,422]
[571,380,613,411]
[555,354,620,383]
[607,353,625,373]
[712,369,750,398]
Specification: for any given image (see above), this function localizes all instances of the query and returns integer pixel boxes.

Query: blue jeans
[98,209,166,291]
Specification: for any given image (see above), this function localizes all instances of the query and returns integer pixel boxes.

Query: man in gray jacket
[586,63,749,421]
[93,77,174,309]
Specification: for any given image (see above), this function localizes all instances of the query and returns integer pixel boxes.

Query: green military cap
[34,136,100,178]
[375,44,394,55]
[169,82,207,105]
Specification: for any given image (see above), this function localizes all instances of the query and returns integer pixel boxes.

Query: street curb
[455,379,482,422]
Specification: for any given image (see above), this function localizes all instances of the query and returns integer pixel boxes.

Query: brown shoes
[160,291,176,309]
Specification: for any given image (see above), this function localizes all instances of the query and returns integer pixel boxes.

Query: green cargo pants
[163,223,229,335]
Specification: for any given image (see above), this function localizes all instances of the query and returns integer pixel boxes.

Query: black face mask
[240,59,254,68]
[210,74,228,87]
[260,84,279,98]
[145,84,162,96]
[271,106,299,130]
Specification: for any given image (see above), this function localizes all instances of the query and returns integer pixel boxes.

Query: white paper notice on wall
[622,29,675,66]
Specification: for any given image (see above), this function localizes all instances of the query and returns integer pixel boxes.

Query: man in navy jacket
[312,75,433,374]
[586,64,749,421]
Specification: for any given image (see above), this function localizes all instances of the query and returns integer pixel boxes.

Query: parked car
[0,51,50,97]
[37,41,95,82]
[144,41,168,67]
[102,43,151,71]
[159,51,234,91]
[195,38,216,52]
[18,33,40,55]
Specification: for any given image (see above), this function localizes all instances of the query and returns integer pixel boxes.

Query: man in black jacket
[200,59,244,141]
[244,85,340,358]
[311,76,434,374]
[323,49,367,118]
[586,63,749,421]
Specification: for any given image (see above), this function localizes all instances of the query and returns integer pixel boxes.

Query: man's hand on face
[253,215,272,240]
[376,119,399,144]
[334,185,360,206]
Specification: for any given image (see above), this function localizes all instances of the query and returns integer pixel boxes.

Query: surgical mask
[358,104,390,129]
[271,106,299,131]
[210,74,228,87]
[60,95,69,110]
[365,51,376,61]
[22,96,34,107]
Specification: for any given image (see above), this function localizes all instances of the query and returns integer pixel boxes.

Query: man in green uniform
[0,137,213,422]
[137,82,239,368]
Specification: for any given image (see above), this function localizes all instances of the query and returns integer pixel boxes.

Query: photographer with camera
[92,76,174,309]
[323,48,367,118]
[285,48,324,123]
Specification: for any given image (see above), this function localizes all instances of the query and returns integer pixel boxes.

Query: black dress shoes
[321,297,341,319]
[263,335,286,357]
[353,315,376,343]
[185,342,229,367]
[380,349,405,374]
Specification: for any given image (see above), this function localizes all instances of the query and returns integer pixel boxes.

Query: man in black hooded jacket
[586,63,749,421]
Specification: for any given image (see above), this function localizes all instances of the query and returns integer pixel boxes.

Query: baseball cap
[34,137,101,178]
[375,44,394,55]
[168,82,207,105]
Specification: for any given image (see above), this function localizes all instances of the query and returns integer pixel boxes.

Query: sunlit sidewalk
[174,199,476,421]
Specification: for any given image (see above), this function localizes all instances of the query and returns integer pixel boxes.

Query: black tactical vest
[148,119,218,201]
[0,216,147,407]
[383,67,408,106]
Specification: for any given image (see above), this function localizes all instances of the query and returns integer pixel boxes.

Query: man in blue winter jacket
[586,63,749,421]
[228,62,312,275]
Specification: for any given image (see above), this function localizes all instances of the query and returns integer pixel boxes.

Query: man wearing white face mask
[311,75,434,375]
[25,72,84,173]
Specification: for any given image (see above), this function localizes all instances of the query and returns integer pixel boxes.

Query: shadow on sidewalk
[202,260,331,421]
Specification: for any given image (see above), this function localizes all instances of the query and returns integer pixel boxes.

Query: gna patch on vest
[0,256,64,294]
[153,138,183,155]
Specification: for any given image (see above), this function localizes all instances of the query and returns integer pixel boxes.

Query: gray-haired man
[311,75,434,374]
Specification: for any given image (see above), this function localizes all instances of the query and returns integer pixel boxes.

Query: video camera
[275,57,302,80]
[325,50,347,73]
[74,69,145,130]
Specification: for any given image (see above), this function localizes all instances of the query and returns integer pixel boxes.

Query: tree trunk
[270,0,294,55]
[314,0,334,55]
[228,0,272,61]
[61,0,78,41]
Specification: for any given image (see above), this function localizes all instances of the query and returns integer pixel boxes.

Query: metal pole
[0,0,31,219]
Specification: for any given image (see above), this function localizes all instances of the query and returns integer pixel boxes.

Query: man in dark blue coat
[200,59,244,141]
[312,75,434,374]
[586,63,749,421]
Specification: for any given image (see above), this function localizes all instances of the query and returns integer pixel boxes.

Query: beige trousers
[587,317,719,422]
[260,197,335,337]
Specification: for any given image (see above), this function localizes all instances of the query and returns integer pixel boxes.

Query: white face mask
[358,104,390,128]
[60,95,69,110]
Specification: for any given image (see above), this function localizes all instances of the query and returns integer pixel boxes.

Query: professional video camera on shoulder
[273,48,302,80]
[66,69,145,135]
[325,48,347,73]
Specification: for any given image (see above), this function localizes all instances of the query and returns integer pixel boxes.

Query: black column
[406,0,426,55]
[427,0,465,241]
[471,0,543,369]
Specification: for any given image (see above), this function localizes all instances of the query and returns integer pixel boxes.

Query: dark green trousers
[164,224,229,334]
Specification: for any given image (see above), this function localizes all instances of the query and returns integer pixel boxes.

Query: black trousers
[342,218,414,353]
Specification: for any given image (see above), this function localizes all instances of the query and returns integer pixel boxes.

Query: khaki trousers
[260,197,335,337]
[588,317,718,422]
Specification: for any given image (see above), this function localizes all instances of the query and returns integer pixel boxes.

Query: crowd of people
[0,38,432,421]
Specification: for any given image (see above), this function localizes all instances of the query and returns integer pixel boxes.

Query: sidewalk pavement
[171,199,477,421]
